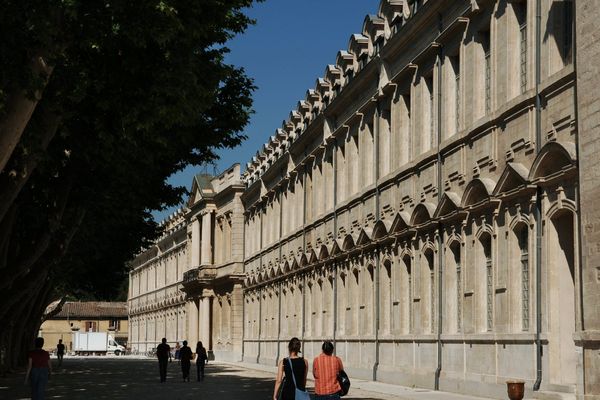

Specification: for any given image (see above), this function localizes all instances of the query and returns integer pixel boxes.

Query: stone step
[531,390,576,400]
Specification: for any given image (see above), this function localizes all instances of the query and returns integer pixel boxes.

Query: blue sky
[153,1,378,221]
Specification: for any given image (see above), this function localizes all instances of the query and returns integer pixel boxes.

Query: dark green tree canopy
[0,0,260,368]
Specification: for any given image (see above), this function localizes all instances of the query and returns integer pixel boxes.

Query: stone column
[200,295,212,350]
[575,1,600,396]
[201,211,213,265]
[191,218,200,267]
[187,299,199,345]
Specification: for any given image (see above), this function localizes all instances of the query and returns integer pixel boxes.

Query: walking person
[179,340,193,382]
[174,342,181,361]
[25,337,52,400]
[273,337,308,400]
[195,341,208,381]
[313,341,344,400]
[156,338,171,383]
[56,339,65,367]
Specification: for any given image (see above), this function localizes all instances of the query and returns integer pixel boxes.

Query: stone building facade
[128,165,245,361]
[129,0,599,398]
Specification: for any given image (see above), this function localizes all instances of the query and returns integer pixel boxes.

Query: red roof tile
[52,302,127,319]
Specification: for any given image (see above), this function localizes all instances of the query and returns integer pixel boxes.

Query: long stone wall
[127,0,599,398]
[241,0,586,398]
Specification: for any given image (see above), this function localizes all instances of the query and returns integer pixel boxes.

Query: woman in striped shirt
[312,341,344,400]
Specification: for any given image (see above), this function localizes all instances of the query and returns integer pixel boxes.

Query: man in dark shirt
[156,338,171,383]
[179,340,193,382]
[56,339,65,367]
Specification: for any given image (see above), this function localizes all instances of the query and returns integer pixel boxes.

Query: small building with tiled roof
[39,301,128,352]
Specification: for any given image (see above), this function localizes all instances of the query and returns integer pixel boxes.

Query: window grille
[486,261,493,330]
[519,25,527,93]
[453,56,461,132]
[430,91,435,147]
[485,51,491,115]
[482,32,491,115]
[519,227,530,330]
[407,261,412,333]
[430,269,435,332]
[425,74,434,148]
[483,238,493,331]
[517,3,528,93]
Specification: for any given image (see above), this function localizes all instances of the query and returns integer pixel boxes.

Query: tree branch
[0,54,54,174]
[0,105,62,223]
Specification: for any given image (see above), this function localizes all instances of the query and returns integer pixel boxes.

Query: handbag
[287,358,310,400]
[276,377,286,400]
[337,369,350,396]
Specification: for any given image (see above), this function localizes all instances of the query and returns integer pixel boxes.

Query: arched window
[450,242,462,333]
[479,233,493,331]
[516,224,530,331]
[337,270,347,335]
[424,249,435,333]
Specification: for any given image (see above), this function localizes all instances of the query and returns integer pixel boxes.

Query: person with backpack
[313,341,346,399]
[195,341,208,381]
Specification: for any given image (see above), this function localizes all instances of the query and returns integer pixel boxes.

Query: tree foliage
[0,0,259,370]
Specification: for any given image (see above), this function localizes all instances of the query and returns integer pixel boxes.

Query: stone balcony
[182,265,218,293]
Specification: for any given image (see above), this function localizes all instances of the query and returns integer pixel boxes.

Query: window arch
[514,223,530,331]
[449,241,462,333]
[478,233,493,332]
[380,258,393,334]
[423,248,435,333]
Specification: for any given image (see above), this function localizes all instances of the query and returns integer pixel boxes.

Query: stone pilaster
[191,218,200,267]
[575,1,600,398]
[201,211,213,265]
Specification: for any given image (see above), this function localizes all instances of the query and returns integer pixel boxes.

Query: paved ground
[0,357,495,400]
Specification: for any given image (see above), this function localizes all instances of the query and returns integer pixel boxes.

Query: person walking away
[313,341,344,400]
[179,340,193,382]
[174,342,181,361]
[25,337,52,400]
[273,337,308,400]
[156,338,171,383]
[195,341,208,381]
[56,339,65,367]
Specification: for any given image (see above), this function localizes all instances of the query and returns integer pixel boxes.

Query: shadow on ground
[0,358,383,400]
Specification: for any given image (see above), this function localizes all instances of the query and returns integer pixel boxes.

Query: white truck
[72,332,125,355]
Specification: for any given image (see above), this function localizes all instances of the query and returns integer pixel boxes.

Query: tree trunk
[0,206,84,320]
[0,175,75,291]
[0,55,54,174]
[0,264,49,323]
[0,105,61,224]
[14,281,53,368]
[0,204,17,270]
[8,279,48,369]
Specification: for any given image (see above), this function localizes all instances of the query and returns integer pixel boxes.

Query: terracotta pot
[506,380,525,400]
